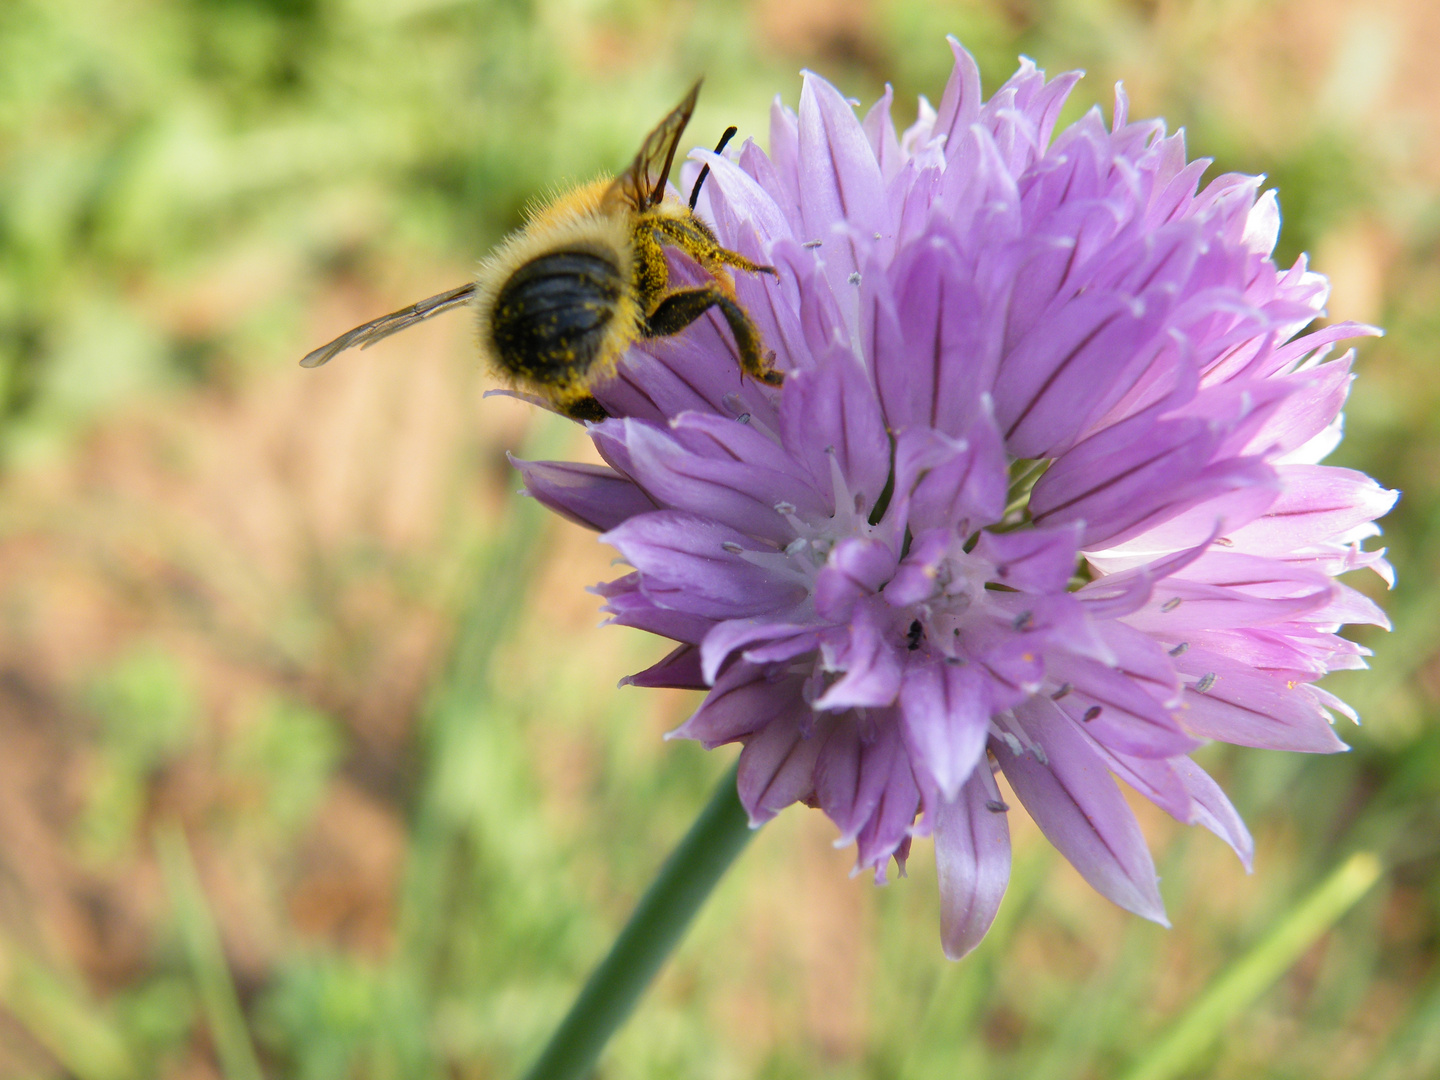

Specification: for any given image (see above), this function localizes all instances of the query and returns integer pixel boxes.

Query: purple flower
[513,40,1397,958]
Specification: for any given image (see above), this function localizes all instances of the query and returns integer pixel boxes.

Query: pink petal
[999,707,1169,923]
[1172,650,1349,753]
[511,456,657,532]
[973,522,1083,594]
[737,707,826,825]
[671,662,806,747]
[899,658,992,802]
[602,511,808,620]
[934,765,1012,959]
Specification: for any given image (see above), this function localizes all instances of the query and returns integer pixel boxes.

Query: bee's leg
[644,285,783,387]
[715,246,778,277]
[632,220,671,303]
[652,217,776,277]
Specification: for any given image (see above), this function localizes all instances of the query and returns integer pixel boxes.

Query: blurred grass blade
[1370,970,1440,1079]
[397,413,576,969]
[429,413,577,700]
[518,760,752,1080]
[156,825,265,1080]
[902,844,1053,1077]
[1120,851,1383,1080]
[0,927,135,1080]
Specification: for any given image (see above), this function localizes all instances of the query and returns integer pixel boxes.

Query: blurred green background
[0,0,1437,1077]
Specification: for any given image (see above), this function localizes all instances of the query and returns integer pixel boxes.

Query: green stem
[520,760,753,1080]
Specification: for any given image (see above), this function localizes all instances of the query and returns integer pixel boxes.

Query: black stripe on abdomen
[490,250,626,383]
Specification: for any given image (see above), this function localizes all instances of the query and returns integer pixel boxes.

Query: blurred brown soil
[0,262,896,1074]
[0,273,530,1069]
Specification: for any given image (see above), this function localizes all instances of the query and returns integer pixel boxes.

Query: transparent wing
[605,80,701,211]
[299,283,476,368]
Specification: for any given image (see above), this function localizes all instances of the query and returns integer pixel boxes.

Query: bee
[300,81,781,421]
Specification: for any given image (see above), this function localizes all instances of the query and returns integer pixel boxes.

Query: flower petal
[862,83,903,183]
[511,456,656,532]
[602,511,808,620]
[898,412,1009,535]
[671,662,806,747]
[624,644,706,690]
[699,618,818,686]
[815,537,896,621]
[1172,652,1348,753]
[1044,648,1197,759]
[612,420,799,544]
[738,707,826,825]
[595,574,715,643]
[999,707,1169,923]
[797,69,890,290]
[1223,465,1399,556]
[780,349,893,515]
[934,764,1012,960]
[1171,756,1254,870]
[817,602,906,710]
[973,522,1082,594]
[899,658,992,803]
[815,712,917,865]
[877,234,1006,437]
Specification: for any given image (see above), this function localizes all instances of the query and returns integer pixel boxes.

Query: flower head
[514,40,1397,958]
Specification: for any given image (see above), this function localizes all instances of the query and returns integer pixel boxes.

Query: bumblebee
[300,82,780,421]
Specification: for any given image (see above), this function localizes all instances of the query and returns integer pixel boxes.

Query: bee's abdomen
[489,249,626,383]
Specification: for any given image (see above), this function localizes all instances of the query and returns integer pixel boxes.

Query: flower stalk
[519,761,751,1080]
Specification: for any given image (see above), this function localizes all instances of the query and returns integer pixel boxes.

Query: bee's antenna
[689,125,738,211]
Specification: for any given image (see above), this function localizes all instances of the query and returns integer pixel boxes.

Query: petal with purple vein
[602,512,807,620]
[899,658,992,803]
[1171,650,1348,753]
[935,764,1013,960]
[780,350,893,514]
[700,618,818,685]
[1223,465,1399,556]
[999,708,1168,923]
[816,603,905,710]
[671,661,807,747]
[738,706,827,825]
[510,456,657,532]
[1043,649,1195,758]
[973,523,1083,594]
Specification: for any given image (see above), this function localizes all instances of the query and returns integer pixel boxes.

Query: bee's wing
[605,80,701,211]
[299,282,477,368]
